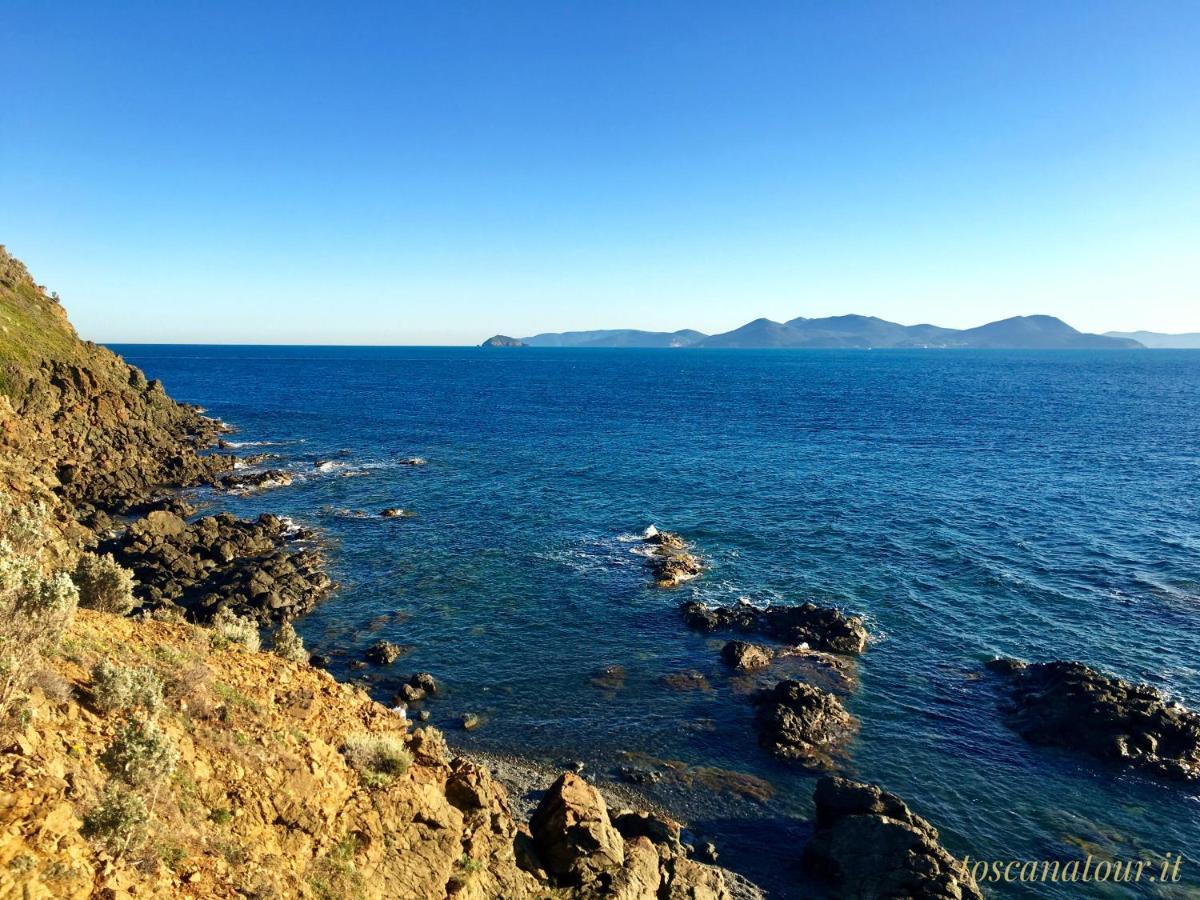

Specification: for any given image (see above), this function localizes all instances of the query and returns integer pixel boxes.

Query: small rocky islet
[987,657,1200,782]
[639,527,705,587]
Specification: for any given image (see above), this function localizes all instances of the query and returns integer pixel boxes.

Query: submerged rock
[641,527,704,588]
[752,680,856,767]
[380,507,413,518]
[805,776,983,899]
[589,664,627,692]
[680,600,868,655]
[988,658,1200,781]
[659,670,712,692]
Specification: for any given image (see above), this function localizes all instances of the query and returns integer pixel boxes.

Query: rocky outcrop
[720,640,774,671]
[365,640,409,666]
[680,600,869,655]
[0,246,233,537]
[642,528,703,587]
[805,776,983,899]
[220,468,295,493]
[103,510,333,623]
[752,680,856,767]
[987,658,1200,781]
[396,672,438,703]
[530,772,730,899]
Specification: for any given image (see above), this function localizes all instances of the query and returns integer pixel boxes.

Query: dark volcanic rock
[681,600,868,655]
[641,528,703,588]
[988,658,1200,781]
[805,776,983,899]
[104,511,333,624]
[753,680,856,767]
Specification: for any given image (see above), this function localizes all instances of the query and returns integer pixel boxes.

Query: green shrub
[72,552,137,615]
[0,497,79,729]
[341,733,411,788]
[209,806,232,826]
[90,661,163,716]
[82,785,149,854]
[271,622,307,663]
[99,715,179,787]
[210,607,261,652]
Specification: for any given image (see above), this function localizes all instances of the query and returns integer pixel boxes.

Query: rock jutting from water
[720,640,775,671]
[680,600,869,655]
[396,672,439,703]
[364,640,409,666]
[528,772,731,898]
[640,526,704,587]
[804,776,984,899]
[220,468,296,493]
[752,680,857,768]
[103,510,333,624]
[987,658,1200,781]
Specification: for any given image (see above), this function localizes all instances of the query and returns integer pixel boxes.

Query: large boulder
[988,658,1200,781]
[530,773,626,889]
[680,600,868,655]
[530,774,730,898]
[720,640,774,671]
[753,680,856,767]
[805,777,983,899]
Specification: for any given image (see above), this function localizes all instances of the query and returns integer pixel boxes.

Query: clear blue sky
[2,1,1197,344]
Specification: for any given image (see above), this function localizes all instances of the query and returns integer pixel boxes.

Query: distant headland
[484,314,1146,349]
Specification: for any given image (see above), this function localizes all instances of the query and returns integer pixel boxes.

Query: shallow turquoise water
[112,345,1200,897]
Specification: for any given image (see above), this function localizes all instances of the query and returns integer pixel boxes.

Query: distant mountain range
[1104,331,1200,349]
[483,314,1145,349]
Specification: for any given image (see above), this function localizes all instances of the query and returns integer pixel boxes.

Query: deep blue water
[112,345,1200,897]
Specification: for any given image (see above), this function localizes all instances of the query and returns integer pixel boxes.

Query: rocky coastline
[0,244,992,897]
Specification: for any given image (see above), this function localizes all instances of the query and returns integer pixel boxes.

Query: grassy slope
[0,246,87,397]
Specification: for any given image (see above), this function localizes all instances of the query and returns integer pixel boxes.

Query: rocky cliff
[0,246,231,553]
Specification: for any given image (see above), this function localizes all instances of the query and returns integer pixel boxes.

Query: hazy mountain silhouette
[1105,330,1200,349]
[506,314,1141,349]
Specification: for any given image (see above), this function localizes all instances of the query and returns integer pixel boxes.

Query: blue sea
[111,345,1200,898]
